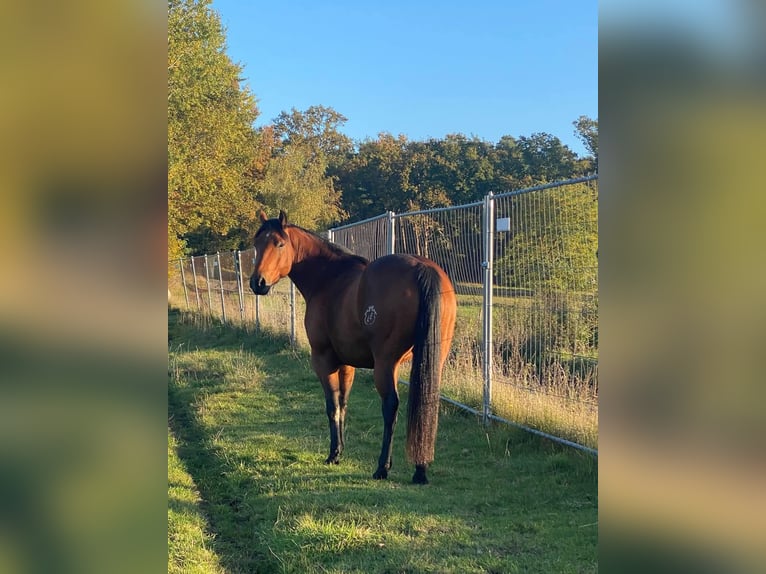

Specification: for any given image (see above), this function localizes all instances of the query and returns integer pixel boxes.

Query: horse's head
[249,210,294,295]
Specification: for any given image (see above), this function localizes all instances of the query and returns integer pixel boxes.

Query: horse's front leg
[337,365,355,457]
[322,385,343,464]
[322,365,356,464]
[372,364,399,479]
[312,353,345,464]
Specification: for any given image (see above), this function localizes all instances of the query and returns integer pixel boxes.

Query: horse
[249,210,457,484]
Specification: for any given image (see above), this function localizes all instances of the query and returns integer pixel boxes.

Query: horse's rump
[359,255,455,465]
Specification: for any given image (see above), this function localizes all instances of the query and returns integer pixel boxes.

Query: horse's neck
[287,228,347,300]
[287,227,324,262]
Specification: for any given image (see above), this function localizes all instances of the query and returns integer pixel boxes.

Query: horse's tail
[406,265,443,466]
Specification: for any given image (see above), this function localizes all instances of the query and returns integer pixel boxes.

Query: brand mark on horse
[363,305,377,326]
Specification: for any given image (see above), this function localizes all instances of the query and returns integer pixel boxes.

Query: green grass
[169,428,225,574]
[168,308,597,573]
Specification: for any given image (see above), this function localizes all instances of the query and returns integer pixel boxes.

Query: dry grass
[441,337,598,450]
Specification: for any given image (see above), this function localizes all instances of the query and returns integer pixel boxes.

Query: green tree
[332,133,410,221]
[168,0,259,258]
[492,135,532,189]
[272,105,353,165]
[256,143,344,229]
[573,115,598,169]
[424,134,495,204]
[253,105,351,229]
[515,133,579,182]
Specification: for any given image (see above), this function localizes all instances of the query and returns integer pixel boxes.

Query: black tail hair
[406,265,443,465]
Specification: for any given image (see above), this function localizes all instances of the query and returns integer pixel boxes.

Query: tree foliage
[573,115,598,169]
[272,105,353,164]
[168,0,259,258]
[516,133,579,182]
[256,143,344,229]
[331,128,594,223]
[254,106,348,228]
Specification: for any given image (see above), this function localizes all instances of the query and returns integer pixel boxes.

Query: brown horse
[249,211,457,484]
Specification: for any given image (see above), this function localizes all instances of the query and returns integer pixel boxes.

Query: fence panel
[190,255,213,316]
[330,214,390,261]
[168,176,598,452]
[168,258,193,310]
[492,177,598,448]
[393,205,486,411]
[213,251,238,325]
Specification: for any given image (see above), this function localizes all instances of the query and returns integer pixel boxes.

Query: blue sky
[212,0,597,157]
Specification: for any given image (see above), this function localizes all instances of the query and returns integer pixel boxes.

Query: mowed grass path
[168,308,597,573]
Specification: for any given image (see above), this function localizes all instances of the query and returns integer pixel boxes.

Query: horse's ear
[259,211,268,222]
[278,210,288,226]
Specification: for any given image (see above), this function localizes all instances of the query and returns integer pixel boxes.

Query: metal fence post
[236,250,245,322]
[482,192,495,426]
[289,281,296,346]
[190,256,201,311]
[204,254,213,315]
[178,259,189,308]
[327,228,335,244]
[387,211,396,255]
[216,252,227,323]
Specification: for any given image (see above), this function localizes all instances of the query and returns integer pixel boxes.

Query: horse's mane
[290,224,370,265]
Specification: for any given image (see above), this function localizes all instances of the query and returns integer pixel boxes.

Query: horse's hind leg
[372,363,399,480]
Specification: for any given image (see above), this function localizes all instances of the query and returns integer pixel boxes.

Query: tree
[332,127,592,223]
[492,135,530,190]
[249,105,351,230]
[331,133,410,221]
[573,115,598,169]
[272,105,353,165]
[256,143,345,229]
[168,0,259,258]
[516,133,579,182]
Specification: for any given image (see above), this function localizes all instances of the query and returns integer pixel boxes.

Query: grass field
[168,308,597,573]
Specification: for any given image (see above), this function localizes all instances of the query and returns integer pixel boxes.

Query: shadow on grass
[168,309,282,572]
[169,405,269,572]
[168,307,598,574]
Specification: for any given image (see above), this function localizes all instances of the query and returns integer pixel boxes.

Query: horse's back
[361,254,454,300]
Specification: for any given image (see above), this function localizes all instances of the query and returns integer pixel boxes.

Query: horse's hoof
[372,468,388,480]
[412,466,429,484]
[324,455,340,465]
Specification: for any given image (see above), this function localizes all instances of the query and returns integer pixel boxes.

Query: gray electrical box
[496,217,511,232]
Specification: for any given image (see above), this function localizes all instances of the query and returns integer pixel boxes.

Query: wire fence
[168,175,598,454]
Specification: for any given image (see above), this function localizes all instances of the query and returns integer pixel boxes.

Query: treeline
[331,125,596,222]
[168,0,597,258]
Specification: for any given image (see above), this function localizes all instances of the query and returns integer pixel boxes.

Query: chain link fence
[168,175,598,453]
